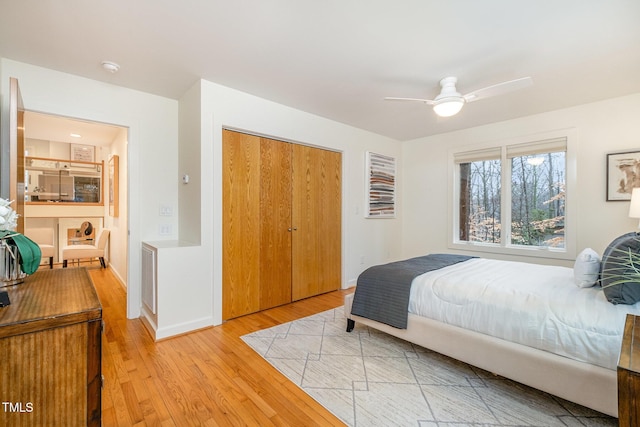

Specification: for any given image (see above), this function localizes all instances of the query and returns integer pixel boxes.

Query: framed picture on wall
[607,151,640,201]
[109,155,119,217]
[70,143,95,162]
[365,151,396,218]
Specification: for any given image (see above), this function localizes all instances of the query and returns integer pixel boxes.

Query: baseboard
[108,264,127,291]
[153,316,214,341]
[140,305,158,340]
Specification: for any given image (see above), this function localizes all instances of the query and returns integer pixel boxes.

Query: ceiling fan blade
[463,77,532,103]
[384,97,435,105]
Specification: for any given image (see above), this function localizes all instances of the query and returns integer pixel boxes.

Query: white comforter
[408,257,640,370]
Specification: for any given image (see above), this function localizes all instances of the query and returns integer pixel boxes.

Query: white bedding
[408,257,640,370]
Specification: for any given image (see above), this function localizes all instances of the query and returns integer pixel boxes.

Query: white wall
[134,81,207,339]
[105,127,128,286]
[178,81,202,244]
[1,58,179,318]
[402,93,640,267]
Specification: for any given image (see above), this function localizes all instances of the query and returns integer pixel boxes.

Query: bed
[345,242,640,418]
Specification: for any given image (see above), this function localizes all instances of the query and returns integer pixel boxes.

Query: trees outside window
[458,159,501,243]
[509,151,565,248]
[455,138,567,251]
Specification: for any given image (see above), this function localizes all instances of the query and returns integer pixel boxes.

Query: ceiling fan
[385,76,533,117]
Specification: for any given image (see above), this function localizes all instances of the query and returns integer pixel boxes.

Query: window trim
[447,129,577,261]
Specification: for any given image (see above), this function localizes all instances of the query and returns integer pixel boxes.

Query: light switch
[159,205,173,216]
[159,224,172,236]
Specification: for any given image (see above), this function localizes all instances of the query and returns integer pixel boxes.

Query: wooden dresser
[0,268,102,426]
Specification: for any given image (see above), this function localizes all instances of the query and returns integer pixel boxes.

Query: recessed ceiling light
[101,61,120,73]
[70,133,82,138]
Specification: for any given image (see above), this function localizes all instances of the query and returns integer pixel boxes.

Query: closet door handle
[287,227,298,232]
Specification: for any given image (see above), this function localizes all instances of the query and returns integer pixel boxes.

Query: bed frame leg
[346,318,355,332]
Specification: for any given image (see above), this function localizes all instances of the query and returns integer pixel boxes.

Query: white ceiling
[24,111,122,147]
[2,0,640,142]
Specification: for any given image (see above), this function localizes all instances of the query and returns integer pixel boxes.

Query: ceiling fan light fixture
[385,76,532,118]
[433,98,464,117]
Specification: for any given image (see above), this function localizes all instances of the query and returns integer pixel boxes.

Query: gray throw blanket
[351,254,474,329]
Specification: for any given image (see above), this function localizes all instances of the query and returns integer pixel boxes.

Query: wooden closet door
[291,145,342,300]
[259,137,292,309]
[222,130,261,320]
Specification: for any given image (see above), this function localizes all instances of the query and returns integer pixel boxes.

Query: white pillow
[573,248,601,288]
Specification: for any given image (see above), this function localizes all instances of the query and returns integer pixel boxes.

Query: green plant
[600,240,640,291]
[0,199,41,276]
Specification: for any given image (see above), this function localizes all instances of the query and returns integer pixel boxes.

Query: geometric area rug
[241,307,617,426]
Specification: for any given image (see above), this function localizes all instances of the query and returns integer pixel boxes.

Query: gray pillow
[600,232,640,304]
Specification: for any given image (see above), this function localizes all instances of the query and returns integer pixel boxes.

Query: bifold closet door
[291,144,342,301]
[222,131,292,320]
[223,129,341,318]
[258,137,292,309]
[222,130,261,319]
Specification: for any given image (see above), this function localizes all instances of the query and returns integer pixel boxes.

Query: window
[452,135,572,258]
[456,147,502,244]
[25,156,103,204]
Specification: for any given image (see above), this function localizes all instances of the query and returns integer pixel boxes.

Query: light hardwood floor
[87,266,352,426]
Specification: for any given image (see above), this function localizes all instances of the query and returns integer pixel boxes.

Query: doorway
[23,110,129,288]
